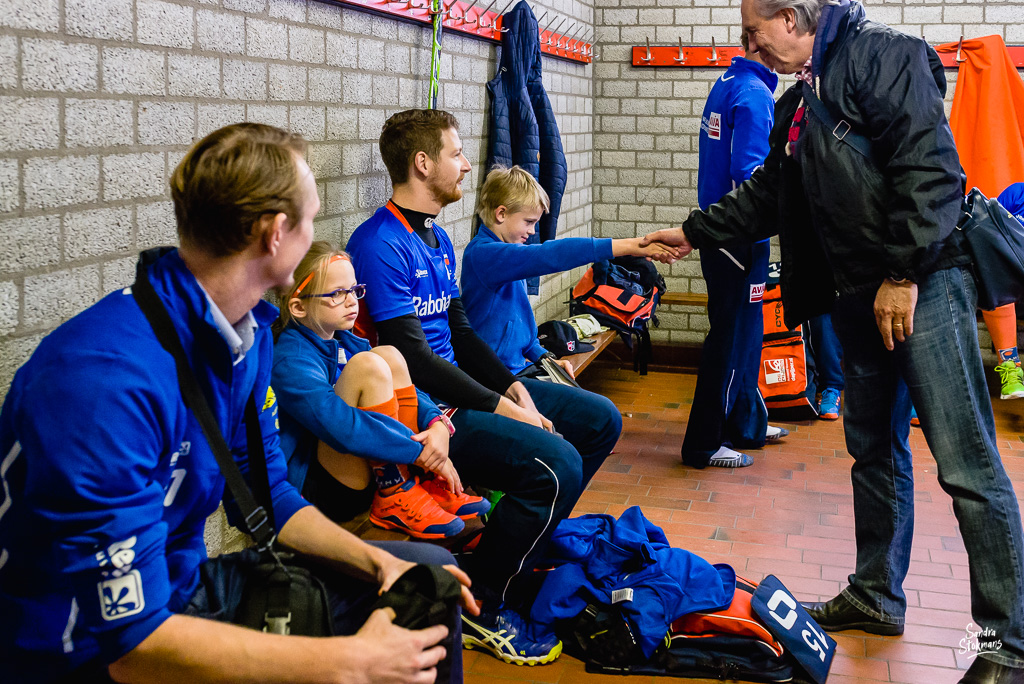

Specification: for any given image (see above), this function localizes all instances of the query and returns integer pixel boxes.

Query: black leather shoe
[958,658,1024,684]
[801,593,903,636]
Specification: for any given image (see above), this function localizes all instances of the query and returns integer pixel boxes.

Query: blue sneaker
[818,388,841,420]
[462,608,563,666]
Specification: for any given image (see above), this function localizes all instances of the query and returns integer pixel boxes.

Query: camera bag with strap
[132,247,332,637]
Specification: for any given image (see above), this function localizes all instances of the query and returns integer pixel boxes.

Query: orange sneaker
[420,477,491,520]
[369,479,465,539]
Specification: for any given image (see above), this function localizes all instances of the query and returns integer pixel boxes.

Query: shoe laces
[996,362,1023,384]
[821,387,840,405]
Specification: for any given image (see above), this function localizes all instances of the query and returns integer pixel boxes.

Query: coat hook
[565,24,585,50]
[497,0,515,15]
[673,36,686,63]
[708,36,719,62]
[538,13,557,36]
[642,35,652,62]
[547,16,568,45]
[457,0,479,23]
[558,22,577,48]
[955,34,966,62]
[476,0,499,27]
[534,10,548,30]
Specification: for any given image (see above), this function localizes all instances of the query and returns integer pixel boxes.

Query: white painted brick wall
[0,0,596,416]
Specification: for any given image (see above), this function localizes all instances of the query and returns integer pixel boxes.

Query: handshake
[620,227,694,264]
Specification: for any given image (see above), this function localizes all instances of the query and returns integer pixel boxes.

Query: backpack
[570,256,666,374]
[562,576,807,683]
[759,264,818,420]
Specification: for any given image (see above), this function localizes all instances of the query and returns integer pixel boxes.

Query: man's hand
[612,237,685,262]
[555,358,575,380]
[874,279,918,351]
[494,395,553,432]
[350,608,448,684]
[373,549,478,616]
[412,422,461,493]
[504,381,555,432]
[638,228,694,263]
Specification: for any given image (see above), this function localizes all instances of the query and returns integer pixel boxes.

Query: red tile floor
[462,364,1024,684]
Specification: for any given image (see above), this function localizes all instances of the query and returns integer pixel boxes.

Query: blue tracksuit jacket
[698,56,778,210]
[272,321,442,491]
[529,506,735,658]
[460,226,613,374]
[0,250,308,682]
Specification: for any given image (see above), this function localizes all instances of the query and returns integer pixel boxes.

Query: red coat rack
[632,36,1024,69]
[327,0,592,64]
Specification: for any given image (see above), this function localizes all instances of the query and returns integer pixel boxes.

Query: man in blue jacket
[682,34,786,469]
[347,109,622,667]
[0,123,473,684]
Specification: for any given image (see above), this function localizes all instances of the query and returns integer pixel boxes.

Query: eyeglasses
[297,284,366,305]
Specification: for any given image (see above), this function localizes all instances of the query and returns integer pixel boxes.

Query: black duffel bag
[957,187,1024,310]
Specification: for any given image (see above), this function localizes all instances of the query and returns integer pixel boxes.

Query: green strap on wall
[427,0,443,108]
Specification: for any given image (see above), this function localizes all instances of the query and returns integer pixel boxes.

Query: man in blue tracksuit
[0,124,472,683]
[681,38,782,469]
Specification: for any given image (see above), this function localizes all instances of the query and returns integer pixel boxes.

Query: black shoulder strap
[131,248,277,552]
[800,81,873,161]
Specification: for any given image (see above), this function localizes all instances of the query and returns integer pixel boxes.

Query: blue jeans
[448,379,621,607]
[185,541,463,683]
[834,266,1024,666]
[806,312,844,391]
[682,241,770,465]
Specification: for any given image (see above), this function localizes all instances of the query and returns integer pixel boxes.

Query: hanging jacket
[529,506,735,658]
[485,0,567,293]
[938,35,1024,197]
[272,321,442,491]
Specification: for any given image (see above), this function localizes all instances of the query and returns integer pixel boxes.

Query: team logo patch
[750,283,765,303]
[96,536,137,578]
[424,217,434,229]
[415,268,429,279]
[263,386,276,411]
[704,112,722,140]
[98,570,145,621]
[567,340,576,352]
[764,358,796,385]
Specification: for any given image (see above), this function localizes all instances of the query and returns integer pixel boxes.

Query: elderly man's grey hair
[752,0,832,34]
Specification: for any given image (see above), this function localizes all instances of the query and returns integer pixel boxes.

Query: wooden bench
[660,292,709,308]
[560,329,618,376]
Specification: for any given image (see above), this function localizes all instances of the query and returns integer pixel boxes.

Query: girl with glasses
[271,241,489,540]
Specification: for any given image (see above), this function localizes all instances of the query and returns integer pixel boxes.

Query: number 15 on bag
[751,575,836,684]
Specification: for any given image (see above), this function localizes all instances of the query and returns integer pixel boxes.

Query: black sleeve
[447,297,520,395]
[683,88,796,249]
[374,311,503,412]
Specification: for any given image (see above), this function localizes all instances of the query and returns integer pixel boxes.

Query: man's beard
[427,174,463,207]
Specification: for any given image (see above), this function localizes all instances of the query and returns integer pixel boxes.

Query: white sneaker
[765,425,789,442]
[707,446,754,468]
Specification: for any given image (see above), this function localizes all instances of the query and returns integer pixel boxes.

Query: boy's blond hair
[475,165,550,229]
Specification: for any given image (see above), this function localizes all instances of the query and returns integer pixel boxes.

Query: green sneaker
[995,361,1024,400]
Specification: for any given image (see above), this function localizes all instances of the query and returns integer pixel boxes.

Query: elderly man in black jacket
[643,2,1024,682]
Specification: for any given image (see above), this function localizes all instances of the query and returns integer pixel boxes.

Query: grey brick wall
[0,0,595,402]
[593,0,1024,346]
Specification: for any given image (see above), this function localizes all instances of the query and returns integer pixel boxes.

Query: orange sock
[982,304,1020,364]
[395,385,419,432]
[359,397,408,492]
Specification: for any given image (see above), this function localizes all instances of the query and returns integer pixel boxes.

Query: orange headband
[294,254,350,297]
